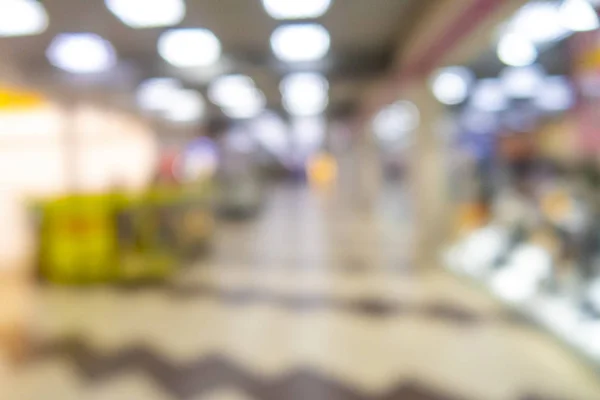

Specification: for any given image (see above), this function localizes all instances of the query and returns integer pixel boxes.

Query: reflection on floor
[4,185,600,400]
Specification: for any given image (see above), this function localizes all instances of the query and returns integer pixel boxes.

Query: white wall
[0,103,158,270]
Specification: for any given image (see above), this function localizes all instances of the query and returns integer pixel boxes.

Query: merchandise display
[446,137,600,368]
[443,0,600,368]
[35,185,214,284]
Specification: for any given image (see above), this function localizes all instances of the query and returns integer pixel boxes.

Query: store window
[441,0,600,365]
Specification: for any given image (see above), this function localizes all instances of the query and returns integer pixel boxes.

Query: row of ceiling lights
[372,0,598,143]
[428,0,598,111]
[0,0,333,122]
[496,0,598,67]
[373,64,574,144]
[431,65,574,112]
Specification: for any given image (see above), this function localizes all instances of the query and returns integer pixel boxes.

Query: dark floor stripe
[107,282,522,325]
[49,281,524,325]
[30,337,563,400]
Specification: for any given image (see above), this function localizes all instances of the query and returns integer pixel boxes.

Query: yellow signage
[0,86,46,110]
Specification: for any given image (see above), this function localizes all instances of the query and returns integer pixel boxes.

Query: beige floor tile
[6,185,600,400]
[87,372,175,400]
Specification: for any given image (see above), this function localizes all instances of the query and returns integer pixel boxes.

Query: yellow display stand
[37,188,213,284]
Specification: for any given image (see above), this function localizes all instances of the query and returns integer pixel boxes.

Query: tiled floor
[3,185,600,400]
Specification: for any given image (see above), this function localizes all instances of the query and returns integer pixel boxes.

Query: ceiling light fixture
[208,75,256,107]
[500,65,546,99]
[221,88,266,119]
[280,73,329,116]
[164,89,206,122]
[136,77,181,111]
[470,79,508,112]
[430,66,473,105]
[262,0,332,19]
[271,24,330,62]
[0,0,48,37]
[505,2,569,44]
[560,0,600,32]
[222,98,265,119]
[105,0,185,28]
[158,28,221,68]
[497,33,538,67]
[208,74,266,119]
[47,33,117,74]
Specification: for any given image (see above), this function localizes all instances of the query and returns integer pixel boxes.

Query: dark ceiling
[0,0,429,120]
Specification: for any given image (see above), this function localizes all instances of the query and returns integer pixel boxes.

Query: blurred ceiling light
[430,66,473,105]
[105,0,185,28]
[470,78,508,112]
[158,28,221,68]
[249,111,290,157]
[560,0,600,31]
[136,77,181,111]
[506,2,569,43]
[208,74,266,119]
[372,101,420,142]
[497,33,537,67]
[222,89,266,119]
[534,76,575,112]
[208,75,256,107]
[0,0,48,37]
[271,24,330,62]
[47,33,117,73]
[500,65,546,99]
[281,72,329,116]
[262,0,332,19]
[163,89,205,122]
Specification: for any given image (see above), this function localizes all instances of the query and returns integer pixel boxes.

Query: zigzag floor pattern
[32,337,560,400]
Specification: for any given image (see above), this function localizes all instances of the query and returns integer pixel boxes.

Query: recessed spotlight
[0,0,48,37]
[158,29,221,68]
[281,73,329,116]
[430,66,473,105]
[164,89,206,122]
[208,75,256,107]
[47,33,117,73]
[505,2,569,44]
[497,33,537,67]
[208,74,266,119]
[222,93,266,119]
[560,0,600,32]
[262,0,332,19]
[136,78,181,111]
[271,24,330,62]
[105,0,185,28]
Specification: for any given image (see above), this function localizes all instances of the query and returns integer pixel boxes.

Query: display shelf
[444,243,600,373]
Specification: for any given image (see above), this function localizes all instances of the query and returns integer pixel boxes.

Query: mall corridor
[4,186,600,400]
